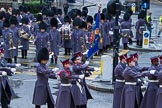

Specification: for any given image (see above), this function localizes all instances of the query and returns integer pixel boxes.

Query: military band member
[49,18,61,64]
[32,48,58,108]
[120,13,132,49]
[9,16,20,63]
[61,15,72,55]
[34,21,50,56]
[20,17,31,59]
[81,10,88,22]
[71,18,83,53]
[2,19,13,63]
[140,56,160,108]
[120,56,149,108]
[56,59,84,108]
[113,54,127,108]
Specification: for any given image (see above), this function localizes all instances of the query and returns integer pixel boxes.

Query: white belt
[122,29,130,31]
[116,79,125,82]
[148,80,159,83]
[61,83,72,86]
[139,26,145,28]
[125,82,137,85]
[160,85,162,88]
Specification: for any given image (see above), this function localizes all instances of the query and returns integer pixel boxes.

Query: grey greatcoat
[113,62,126,108]
[71,63,89,106]
[2,28,14,59]
[32,63,55,106]
[34,31,50,55]
[140,64,159,108]
[56,68,79,108]
[20,25,31,50]
[71,28,83,53]
[120,66,146,108]
[49,29,61,56]
[99,22,107,49]
[120,21,132,44]
[135,19,146,41]
[10,26,20,57]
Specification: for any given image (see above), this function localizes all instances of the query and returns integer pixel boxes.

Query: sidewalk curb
[128,45,161,52]
[151,0,162,6]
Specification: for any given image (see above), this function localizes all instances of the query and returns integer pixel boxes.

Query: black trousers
[35,92,54,108]
[21,49,27,58]
[14,56,17,63]
[5,58,12,63]
[64,48,71,55]
[51,56,58,64]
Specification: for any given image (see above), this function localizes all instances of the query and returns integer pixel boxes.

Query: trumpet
[8,33,16,50]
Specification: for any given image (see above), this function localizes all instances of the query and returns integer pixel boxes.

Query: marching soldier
[70,55,89,108]
[120,13,132,49]
[135,10,146,46]
[71,18,83,53]
[56,58,83,108]
[120,56,150,108]
[60,15,72,55]
[9,16,20,63]
[81,10,88,22]
[140,56,160,108]
[113,54,127,108]
[86,15,93,49]
[2,19,14,63]
[19,17,31,59]
[49,17,61,64]
[34,21,50,56]
[32,48,58,108]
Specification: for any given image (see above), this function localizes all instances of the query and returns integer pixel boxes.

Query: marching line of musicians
[113,52,162,108]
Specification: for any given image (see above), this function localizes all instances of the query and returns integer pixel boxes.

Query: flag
[87,10,100,59]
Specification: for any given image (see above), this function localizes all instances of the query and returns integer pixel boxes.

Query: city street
[3,0,162,108]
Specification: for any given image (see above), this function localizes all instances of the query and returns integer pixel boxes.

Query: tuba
[8,33,16,50]
[19,29,29,40]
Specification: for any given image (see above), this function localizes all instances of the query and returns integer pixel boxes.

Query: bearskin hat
[19,5,24,12]
[22,17,29,24]
[0,11,4,20]
[47,10,54,17]
[100,13,105,20]
[126,7,133,16]
[73,18,82,27]
[37,48,49,63]
[51,7,57,16]
[23,6,28,13]
[42,8,48,16]
[57,9,62,15]
[86,15,93,24]
[81,21,87,29]
[82,7,88,14]
[9,16,18,25]
[123,13,130,21]
[36,14,43,22]
[68,10,76,20]
[12,9,18,16]
[81,10,87,18]
[50,17,58,28]
[3,19,10,28]
[76,9,81,17]
[39,21,47,30]
[64,15,71,23]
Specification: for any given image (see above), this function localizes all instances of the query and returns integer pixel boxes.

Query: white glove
[2,71,7,76]
[79,74,85,79]
[94,67,100,72]
[15,64,21,67]
[1,42,4,45]
[11,68,16,73]
[150,70,156,74]
[83,50,89,55]
[52,68,59,72]
[85,60,90,65]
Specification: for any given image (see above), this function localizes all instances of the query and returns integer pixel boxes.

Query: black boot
[123,43,128,49]
[24,50,27,59]
[51,56,54,64]
[64,48,67,55]
[136,40,139,46]
[14,56,17,63]
[21,50,24,59]
[139,40,142,47]
[55,56,58,64]
[129,38,132,45]
[68,48,71,55]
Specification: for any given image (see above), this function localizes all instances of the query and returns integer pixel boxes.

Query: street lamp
[107,0,122,83]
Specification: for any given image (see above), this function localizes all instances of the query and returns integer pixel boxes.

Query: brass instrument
[49,51,54,59]
[18,39,23,49]
[8,33,16,50]
[19,29,29,40]
[29,35,35,43]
